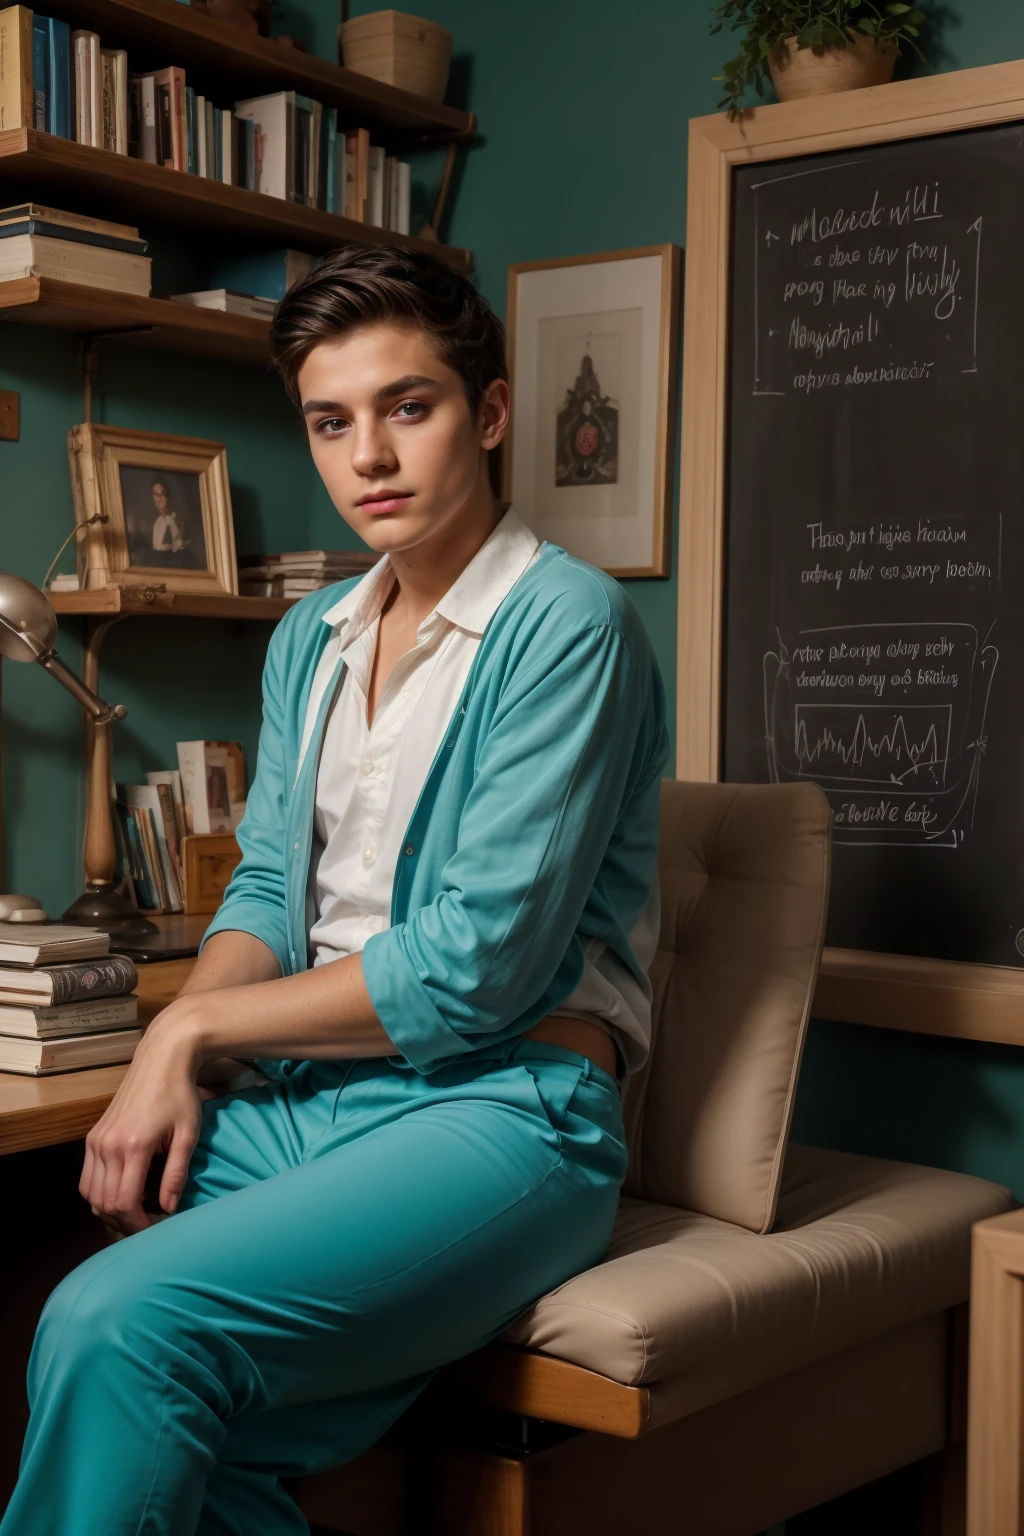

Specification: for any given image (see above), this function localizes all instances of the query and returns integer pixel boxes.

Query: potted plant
[711,0,927,116]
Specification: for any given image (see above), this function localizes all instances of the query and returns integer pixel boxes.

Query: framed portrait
[505,245,681,579]
[67,423,238,595]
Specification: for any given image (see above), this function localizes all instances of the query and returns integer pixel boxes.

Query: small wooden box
[338,10,451,102]
[181,833,242,915]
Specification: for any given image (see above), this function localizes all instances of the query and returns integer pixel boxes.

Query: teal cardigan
[204,541,669,1077]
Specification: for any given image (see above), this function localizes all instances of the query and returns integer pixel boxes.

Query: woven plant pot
[768,32,897,101]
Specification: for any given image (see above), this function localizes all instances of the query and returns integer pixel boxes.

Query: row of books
[0,201,151,294]
[114,741,245,915]
[0,8,413,229]
[237,548,377,598]
[0,925,139,1076]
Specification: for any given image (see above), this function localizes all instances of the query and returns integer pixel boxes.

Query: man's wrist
[145,996,219,1072]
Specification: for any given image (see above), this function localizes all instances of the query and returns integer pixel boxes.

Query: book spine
[118,805,158,910]
[184,83,196,173]
[138,73,156,162]
[196,93,206,178]
[157,81,171,166]
[0,6,33,132]
[204,97,213,178]
[47,954,139,1007]
[325,108,336,214]
[100,50,114,152]
[114,50,127,153]
[87,31,100,148]
[171,66,185,172]
[31,15,46,131]
[128,72,140,157]
[46,18,69,138]
[397,161,410,236]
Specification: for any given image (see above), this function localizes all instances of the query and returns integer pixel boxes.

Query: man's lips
[355,492,414,515]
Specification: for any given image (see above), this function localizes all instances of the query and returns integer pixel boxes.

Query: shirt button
[405,845,414,856]
[360,760,374,776]
[363,844,377,864]
[293,841,300,851]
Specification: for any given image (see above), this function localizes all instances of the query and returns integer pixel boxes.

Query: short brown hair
[269,244,507,413]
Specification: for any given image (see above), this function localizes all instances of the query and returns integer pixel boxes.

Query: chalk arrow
[765,230,780,245]
[768,327,779,338]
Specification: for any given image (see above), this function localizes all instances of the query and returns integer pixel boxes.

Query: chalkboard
[723,123,1024,969]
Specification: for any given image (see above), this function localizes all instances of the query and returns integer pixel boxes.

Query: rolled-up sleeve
[360,620,661,1071]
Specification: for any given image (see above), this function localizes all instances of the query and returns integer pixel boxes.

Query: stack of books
[0,203,151,295]
[0,7,412,227]
[0,925,140,1076]
[169,289,276,320]
[114,742,246,914]
[238,549,377,598]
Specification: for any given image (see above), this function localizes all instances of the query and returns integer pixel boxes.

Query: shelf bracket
[81,329,158,424]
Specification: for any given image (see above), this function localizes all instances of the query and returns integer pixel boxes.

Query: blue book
[325,107,336,213]
[31,16,47,132]
[45,17,70,138]
[208,248,312,302]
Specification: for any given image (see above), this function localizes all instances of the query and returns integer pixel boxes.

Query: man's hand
[80,1021,203,1236]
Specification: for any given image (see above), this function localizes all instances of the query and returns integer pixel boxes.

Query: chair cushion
[504,1144,1013,1424]
[624,781,831,1234]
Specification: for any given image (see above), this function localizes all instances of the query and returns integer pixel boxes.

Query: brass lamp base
[63,883,159,943]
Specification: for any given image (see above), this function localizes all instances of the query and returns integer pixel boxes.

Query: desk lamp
[0,572,156,939]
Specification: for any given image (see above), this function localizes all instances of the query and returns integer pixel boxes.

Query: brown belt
[522,1014,619,1082]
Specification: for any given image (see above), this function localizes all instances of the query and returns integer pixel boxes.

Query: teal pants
[1,1041,626,1536]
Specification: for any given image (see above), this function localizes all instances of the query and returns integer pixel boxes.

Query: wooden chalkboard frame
[678,60,1024,1048]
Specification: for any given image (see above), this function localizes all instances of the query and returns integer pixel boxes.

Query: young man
[1,246,668,1536]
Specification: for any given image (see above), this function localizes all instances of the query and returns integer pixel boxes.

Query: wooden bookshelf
[0,277,272,364]
[32,0,474,144]
[0,130,471,267]
[50,587,294,619]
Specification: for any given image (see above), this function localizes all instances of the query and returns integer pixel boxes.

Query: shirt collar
[320,504,539,644]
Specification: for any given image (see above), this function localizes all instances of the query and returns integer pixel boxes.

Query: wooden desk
[0,957,196,1156]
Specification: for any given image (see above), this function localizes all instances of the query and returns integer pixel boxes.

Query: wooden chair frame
[678,59,1024,1047]
[967,1210,1024,1535]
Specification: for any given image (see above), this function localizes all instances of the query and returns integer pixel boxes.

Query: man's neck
[387,490,503,627]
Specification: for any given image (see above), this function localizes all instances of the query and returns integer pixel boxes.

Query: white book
[138,74,157,163]
[71,32,93,146]
[170,288,275,319]
[177,741,234,834]
[234,91,292,199]
[0,235,151,295]
[0,1026,143,1075]
[0,995,138,1039]
[196,94,207,178]
[367,144,385,228]
[396,162,410,236]
[87,32,101,149]
[0,925,109,967]
[110,49,128,153]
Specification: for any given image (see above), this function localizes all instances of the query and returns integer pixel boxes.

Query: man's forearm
[177,929,283,996]
[149,947,395,1071]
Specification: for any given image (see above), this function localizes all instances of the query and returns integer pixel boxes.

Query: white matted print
[506,246,680,578]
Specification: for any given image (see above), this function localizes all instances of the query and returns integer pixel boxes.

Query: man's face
[297,321,507,555]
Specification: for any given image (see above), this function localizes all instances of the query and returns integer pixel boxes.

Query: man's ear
[479,378,510,452]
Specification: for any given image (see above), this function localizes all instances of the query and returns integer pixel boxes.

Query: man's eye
[394,401,427,420]
[316,418,348,436]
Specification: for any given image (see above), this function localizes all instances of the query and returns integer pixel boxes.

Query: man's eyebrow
[301,376,442,417]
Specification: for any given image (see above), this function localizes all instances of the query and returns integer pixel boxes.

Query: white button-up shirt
[304,506,657,1077]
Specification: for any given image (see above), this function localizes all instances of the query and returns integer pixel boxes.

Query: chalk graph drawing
[763,621,998,847]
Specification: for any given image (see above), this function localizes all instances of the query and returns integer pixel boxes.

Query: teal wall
[5,0,1024,1195]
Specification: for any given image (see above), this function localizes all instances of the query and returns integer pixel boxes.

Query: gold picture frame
[505,245,680,579]
[68,423,238,596]
[679,61,1024,1048]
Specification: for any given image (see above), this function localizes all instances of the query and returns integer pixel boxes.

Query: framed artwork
[68,423,238,596]
[505,245,681,579]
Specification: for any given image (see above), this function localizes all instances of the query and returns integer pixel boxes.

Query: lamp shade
[0,573,57,663]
